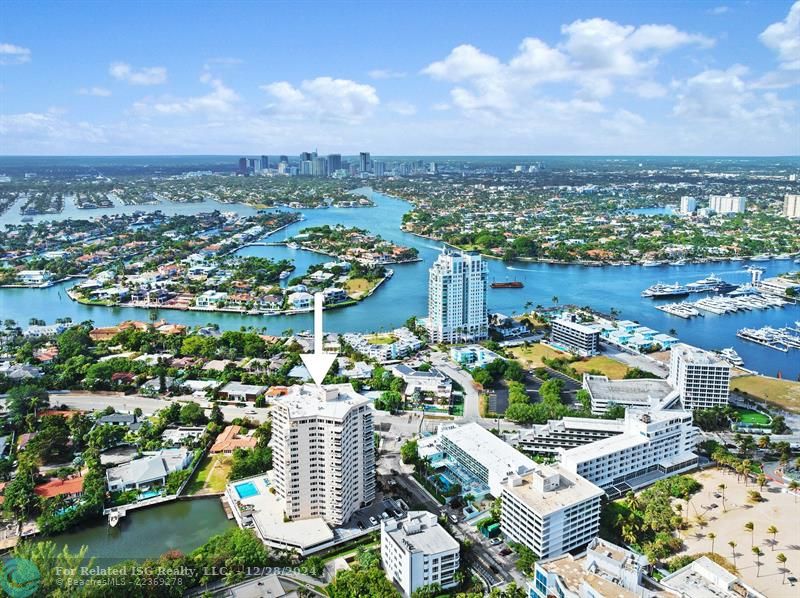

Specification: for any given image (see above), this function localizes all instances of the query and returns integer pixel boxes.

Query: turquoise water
[138,489,160,500]
[0,190,797,378]
[234,481,259,499]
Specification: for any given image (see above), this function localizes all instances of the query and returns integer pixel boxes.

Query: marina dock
[654,293,790,319]
[737,326,800,352]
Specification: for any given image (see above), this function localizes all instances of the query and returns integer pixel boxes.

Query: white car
[245,409,257,415]
[369,516,379,526]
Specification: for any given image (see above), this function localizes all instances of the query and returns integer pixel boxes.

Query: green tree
[401,439,419,464]
[179,402,206,426]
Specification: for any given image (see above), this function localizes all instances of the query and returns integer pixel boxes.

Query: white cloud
[78,86,112,97]
[673,65,795,128]
[0,42,31,65]
[631,80,668,98]
[368,69,406,79]
[261,77,379,123]
[431,102,451,111]
[132,74,238,115]
[109,62,167,85]
[422,18,713,116]
[707,6,729,15]
[760,1,800,70]
[387,101,417,116]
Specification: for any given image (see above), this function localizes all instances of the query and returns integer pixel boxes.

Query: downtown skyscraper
[426,247,488,343]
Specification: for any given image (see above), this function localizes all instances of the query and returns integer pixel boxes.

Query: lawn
[367,334,397,345]
[509,343,566,368]
[572,356,630,379]
[730,407,771,426]
[186,454,231,495]
[731,375,800,414]
[344,277,376,299]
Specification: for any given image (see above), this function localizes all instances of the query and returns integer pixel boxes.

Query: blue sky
[1,0,798,155]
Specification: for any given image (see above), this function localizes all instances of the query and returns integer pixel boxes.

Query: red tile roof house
[210,425,257,454]
[34,474,86,500]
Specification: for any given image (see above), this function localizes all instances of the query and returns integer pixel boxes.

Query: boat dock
[654,293,790,319]
[737,326,800,352]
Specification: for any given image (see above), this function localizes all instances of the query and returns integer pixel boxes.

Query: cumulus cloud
[109,62,167,85]
[261,76,379,123]
[78,86,112,97]
[0,42,31,65]
[760,1,800,70]
[368,68,406,79]
[422,18,713,115]
[673,65,794,126]
[132,73,238,115]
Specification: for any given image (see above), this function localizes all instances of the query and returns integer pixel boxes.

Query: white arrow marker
[300,292,337,388]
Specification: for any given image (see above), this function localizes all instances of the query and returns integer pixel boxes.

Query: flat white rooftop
[584,374,673,404]
[274,383,369,420]
[441,422,535,476]
[661,556,766,598]
[561,432,648,463]
[503,465,604,515]
[383,511,459,555]
[671,343,729,367]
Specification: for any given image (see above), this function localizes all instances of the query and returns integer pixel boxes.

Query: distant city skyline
[1,0,798,156]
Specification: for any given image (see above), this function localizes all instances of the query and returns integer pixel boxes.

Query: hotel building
[427,247,488,344]
[668,343,730,409]
[270,383,375,526]
[559,406,697,497]
[516,416,626,456]
[500,464,604,559]
[551,316,600,356]
[381,511,460,596]
[529,538,652,598]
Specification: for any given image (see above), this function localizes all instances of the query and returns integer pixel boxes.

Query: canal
[46,498,234,564]
[0,189,798,378]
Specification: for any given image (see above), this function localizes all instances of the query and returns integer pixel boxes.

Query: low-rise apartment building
[551,316,600,356]
[381,511,460,596]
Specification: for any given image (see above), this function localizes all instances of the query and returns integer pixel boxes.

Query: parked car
[356,521,365,530]
[448,514,459,524]
[369,516,379,526]
[245,409,256,415]
[381,511,390,520]
[490,538,502,546]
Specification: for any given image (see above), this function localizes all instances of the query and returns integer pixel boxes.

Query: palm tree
[752,546,764,577]
[625,490,639,512]
[551,295,559,306]
[767,525,778,551]
[729,540,738,566]
[718,483,727,511]
[756,473,767,492]
[790,479,799,502]
[745,521,754,547]
[708,532,716,555]
[777,553,788,584]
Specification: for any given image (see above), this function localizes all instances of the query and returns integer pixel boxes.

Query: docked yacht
[641,260,664,267]
[749,254,771,261]
[641,282,690,298]
[286,241,300,250]
[718,348,744,367]
[774,253,793,260]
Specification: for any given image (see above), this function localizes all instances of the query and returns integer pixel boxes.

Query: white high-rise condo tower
[668,343,730,409]
[269,383,375,526]
[427,247,488,343]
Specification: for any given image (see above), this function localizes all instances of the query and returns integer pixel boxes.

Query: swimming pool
[139,489,160,500]
[235,481,259,499]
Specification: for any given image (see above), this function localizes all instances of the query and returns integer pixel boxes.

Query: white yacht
[718,348,744,367]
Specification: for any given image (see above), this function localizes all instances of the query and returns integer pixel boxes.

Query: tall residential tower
[270,384,375,526]
[427,248,488,343]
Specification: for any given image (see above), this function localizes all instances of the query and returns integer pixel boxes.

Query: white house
[287,291,313,309]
